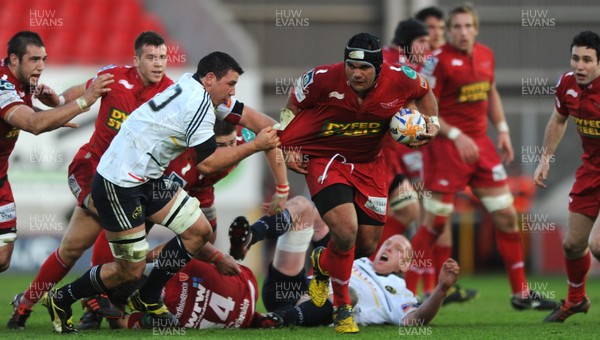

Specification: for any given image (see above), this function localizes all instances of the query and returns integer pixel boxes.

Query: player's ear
[9,53,19,66]
[133,55,141,68]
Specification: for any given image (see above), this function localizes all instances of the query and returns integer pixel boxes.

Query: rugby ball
[389,108,427,144]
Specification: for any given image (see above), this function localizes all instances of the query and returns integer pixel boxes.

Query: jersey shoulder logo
[401,65,417,79]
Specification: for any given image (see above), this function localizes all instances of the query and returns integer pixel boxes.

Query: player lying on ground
[104,195,458,329]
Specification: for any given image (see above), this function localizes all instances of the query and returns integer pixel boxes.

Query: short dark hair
[415,6,444,22]
[214,119,236,136]
[6,31,44,63]
[196,52,244,80]
[571,31,600,62]
[134,31,165,56]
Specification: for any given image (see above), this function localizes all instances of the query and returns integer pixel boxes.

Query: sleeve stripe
[185,91,211,145]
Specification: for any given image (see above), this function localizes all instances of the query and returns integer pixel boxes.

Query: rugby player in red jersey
[535,31,600,322]
[8,31,170,330]
[0,31,112,278]
[278,32,439,333]
[409,4,556,310]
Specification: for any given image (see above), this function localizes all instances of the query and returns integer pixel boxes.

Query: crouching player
[109,195,315,329]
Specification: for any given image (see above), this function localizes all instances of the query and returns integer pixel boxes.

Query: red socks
[23,249,71,306]
[405,227,438,294]
[320,241,355,307]
[91,230,114,266]
[495,230,527,295]
[566,252,591,304]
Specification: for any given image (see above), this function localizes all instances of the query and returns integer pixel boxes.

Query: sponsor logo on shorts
[132,205,142,219]
[68,174,82,200]
[0,202,17,222]
[492,164,507,182]
[365,196,387,215]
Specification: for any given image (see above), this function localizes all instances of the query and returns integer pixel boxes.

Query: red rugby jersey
[0,60,33,178]
[82,65,173,160]
[280,62,429,163]
[555,72,600,172]
[421,43,495,137]
[164,260,258,329]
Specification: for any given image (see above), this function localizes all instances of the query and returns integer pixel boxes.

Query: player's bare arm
[533,108,569,188]
[238,105,289,212]
[402,258,459,326]
[3,74,113,135]
[488,82,513,164]
[197,125,280,175]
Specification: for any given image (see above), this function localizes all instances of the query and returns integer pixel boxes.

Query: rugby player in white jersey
[41,52,280,334]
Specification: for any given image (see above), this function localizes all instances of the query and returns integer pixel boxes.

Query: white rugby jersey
[350,258,419,326]
[97,73,237,187]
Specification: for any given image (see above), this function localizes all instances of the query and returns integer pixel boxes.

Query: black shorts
[92,173,179,232]
[312,183,384,226]
[262,263,309,313]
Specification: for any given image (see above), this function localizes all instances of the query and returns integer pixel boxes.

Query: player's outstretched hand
[82,73,114,109]
[33,83,60,107]
[438,258,459,291]
[215,253,241,276]
[253,126,281,151]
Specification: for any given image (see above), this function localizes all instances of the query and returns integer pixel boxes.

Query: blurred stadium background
[4,0,600,279]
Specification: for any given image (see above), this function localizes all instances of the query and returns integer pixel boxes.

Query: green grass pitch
[1,273,599,339]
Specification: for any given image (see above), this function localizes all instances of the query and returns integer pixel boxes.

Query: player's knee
[491,206,518,232]
[330,232,356,252]
[588,240,600,260]
[289,195,312,214]
[58,243,87,265]
[562,238,587,257]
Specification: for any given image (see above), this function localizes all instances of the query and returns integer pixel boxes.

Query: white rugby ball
[389,108,427,144]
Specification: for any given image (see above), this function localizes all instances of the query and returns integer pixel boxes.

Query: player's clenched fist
[252,126,281,151]
[438,258,460,291]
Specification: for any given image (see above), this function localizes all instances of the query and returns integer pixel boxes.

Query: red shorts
[397,145,423,181]
[569,166,600,218]
[0,177,17,232]
[68,147,99,208]
[306,154,388,223]
[422,135,507,193]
